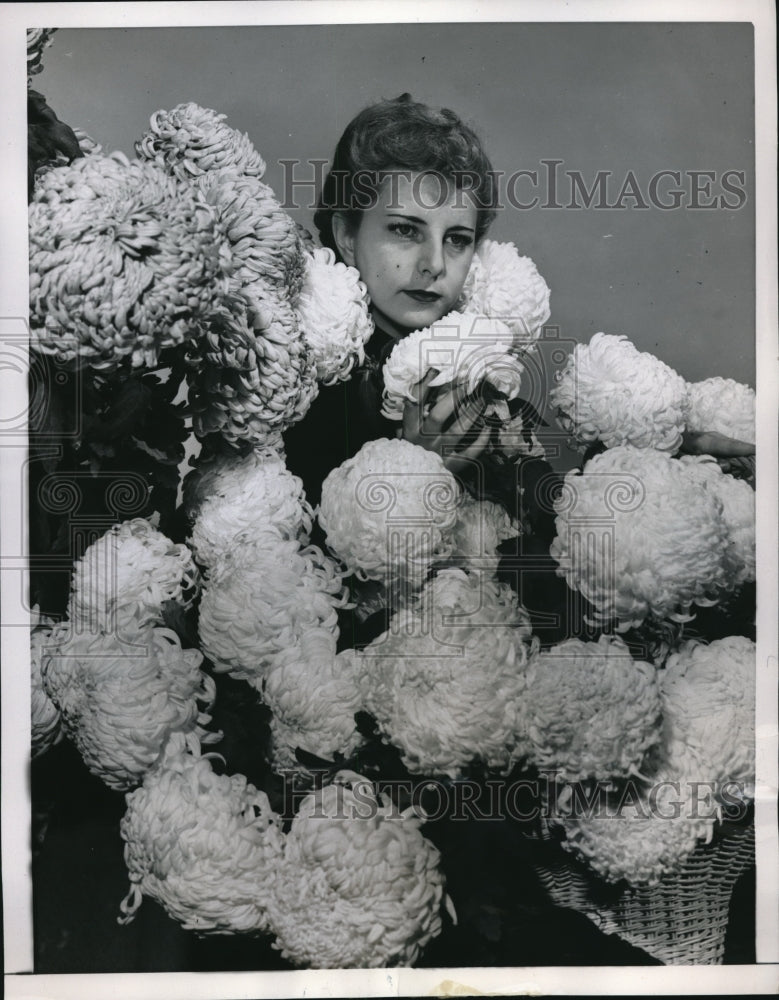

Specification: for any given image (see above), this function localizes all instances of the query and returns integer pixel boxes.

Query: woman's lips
[403,290,442,303]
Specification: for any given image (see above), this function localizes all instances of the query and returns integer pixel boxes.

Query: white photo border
[2,1,777,997]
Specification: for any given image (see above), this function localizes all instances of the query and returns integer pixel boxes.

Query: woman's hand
[402,370,491,474]
[680,429,755,458]
[680,429,756,480]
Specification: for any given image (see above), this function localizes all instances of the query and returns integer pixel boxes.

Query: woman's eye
[447,232,474,250]
[388,222,418,239]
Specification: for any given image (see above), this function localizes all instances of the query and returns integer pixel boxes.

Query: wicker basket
[530,820,754,965]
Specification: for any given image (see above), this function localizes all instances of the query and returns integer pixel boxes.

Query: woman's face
[334,171,479,339]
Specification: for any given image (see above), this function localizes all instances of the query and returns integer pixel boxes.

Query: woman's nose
[417,239,446,279]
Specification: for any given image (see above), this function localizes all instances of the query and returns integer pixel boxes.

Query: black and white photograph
[3,2,778,997]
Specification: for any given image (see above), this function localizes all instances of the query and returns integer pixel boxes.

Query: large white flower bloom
[447,492,520,575]
[457,241,551,344]
[68,519,200,634]
[556,781,715,887]
[686,377,755,445]
[358,568,535,777]
[73,128,103,157]
[198,526,349,689]
[318,438,460,591]
[120,734,284,934]
[381,312,524,422]
[550,333,689,452]
[678,456,755,586]
[31,615,63,759]
[295,247,375,384]
[29,153,228,370]
[192,293,317,447]
[521,635,661,781]
[264,629,363,771]
[185,449,313,571]
[135,103,267,181]
[549,447,732,630]
[41,623,217,791]
[198,171,305,300]
[267,778,446,967]
[659,636,755,795]
[192,289,318,449]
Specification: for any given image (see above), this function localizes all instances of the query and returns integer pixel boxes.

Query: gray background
[34,22,755,456]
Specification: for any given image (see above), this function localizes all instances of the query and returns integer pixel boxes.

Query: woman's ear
[331,213,357,267]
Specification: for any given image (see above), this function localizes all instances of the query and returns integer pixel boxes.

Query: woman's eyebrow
[385,212,475,233]
[385,212,428,225]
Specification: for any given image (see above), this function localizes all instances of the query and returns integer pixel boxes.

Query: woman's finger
[402,369,439,440]
[446,397,487,440]
[681,429,755,458]
[410,367,439,404]
[444,423,491,474]
[458,421,492,459]
[402,397,423,441]
[425,387,460,434]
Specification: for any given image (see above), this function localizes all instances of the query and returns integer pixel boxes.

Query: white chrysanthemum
[686,377,755,445]
[31,615,63,759]
[184,449,313,570]
[68,519,200,634]
[457,241,551,344]
[191,289,318,449]
[521,636,661,781]
[295,247,375,384]
[358,568,535,777]
[381,312,524,422]
[557,781,715,887]
[678,456,755,586]
[198,171,305,300]
[550,333,689,452]
[448,492,520,574]
[73,127,103,157]
[29,153,228,370]
[659,637,755,795]
[27,28,57,82]
[119,734,284,934]
[319,438,460,590]
[41,623,217,791]
[198,526,349,689]
[267,779,446,967]
[264,629,363,771]
[549,447,732,630]
[135,102,266,181]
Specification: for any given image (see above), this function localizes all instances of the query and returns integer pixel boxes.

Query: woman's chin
[377,302,454,338]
